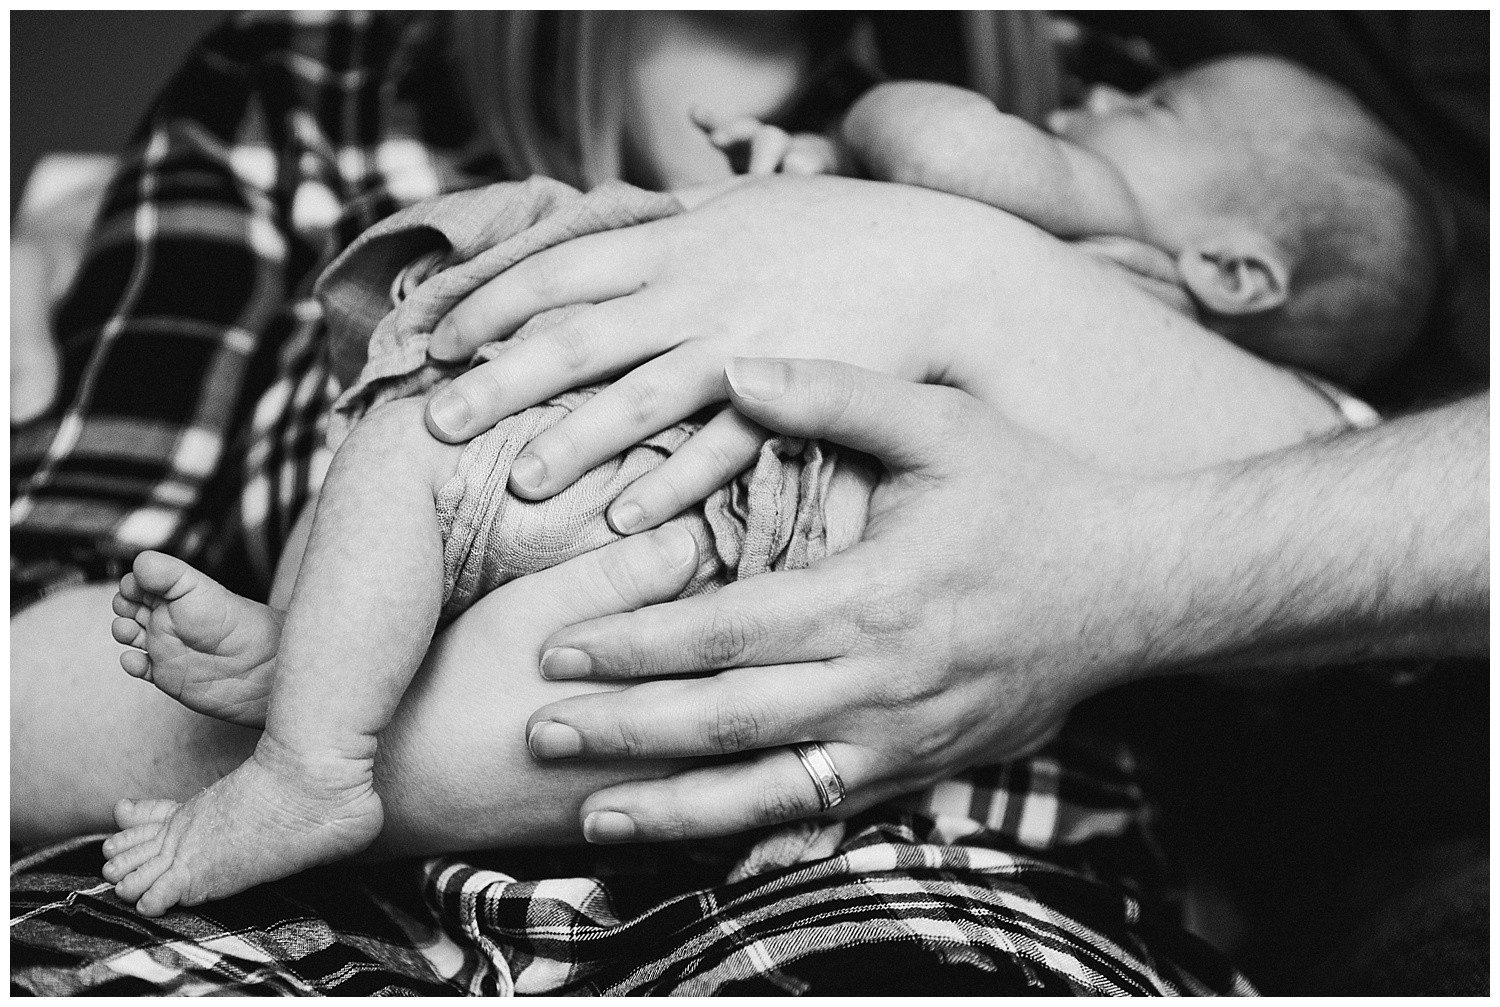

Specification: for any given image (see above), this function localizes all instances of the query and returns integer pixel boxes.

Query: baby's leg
[104,398,463,915]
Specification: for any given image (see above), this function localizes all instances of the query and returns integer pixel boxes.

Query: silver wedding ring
[793,741,847,812]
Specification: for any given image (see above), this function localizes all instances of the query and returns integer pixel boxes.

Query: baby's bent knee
[335,397,464,490]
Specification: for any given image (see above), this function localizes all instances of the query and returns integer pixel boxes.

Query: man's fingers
[514,524,700,627]
[724,357,968,472]
[539,558,862,680]
[576,742,875,843]
[507,347,724,500]
[427,226,660,361]
[607,406,768,534]
[526,662,846,761]
[425,295,673,442]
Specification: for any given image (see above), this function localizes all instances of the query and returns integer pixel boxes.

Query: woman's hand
[422,176,1027,533]
[520,358,1163,844]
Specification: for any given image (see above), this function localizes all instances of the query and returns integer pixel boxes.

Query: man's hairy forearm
[1134,393,1488,675]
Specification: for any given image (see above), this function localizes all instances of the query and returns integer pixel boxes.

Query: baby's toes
[115,797,178,829]
[120,649,152,679]
[112,616,147,649]
[102,834,163,883]
[118,572,144,604]
[131,550,194,600]
[101,822,162,859]
[112,589,145,621]
[114,849,175,905]
[135,865,192,917]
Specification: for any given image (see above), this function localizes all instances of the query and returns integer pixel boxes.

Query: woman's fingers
[505,347,725,500]
[426,225,661,362]
[519,523,701,627]
[724,357,964,472]
[426,295,674,443]
[540,557,861,680]
[577,742,874,843]
[527,661,846,761]
[607,407,768,533]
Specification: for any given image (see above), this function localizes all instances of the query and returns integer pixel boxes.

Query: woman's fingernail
[725,358,788,401]
[429,390,470,435]
[610,501,646,534]
[583,810,637,844]
[511,452,546,492]
[540,647,593,680]
[528,721,583,759]
[653,524,697,568]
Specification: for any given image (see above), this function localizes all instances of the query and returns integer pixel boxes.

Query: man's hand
[520,363,1487,845]
[522,358,1154,843]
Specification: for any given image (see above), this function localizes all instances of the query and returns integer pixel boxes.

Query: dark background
[12,11,224,213]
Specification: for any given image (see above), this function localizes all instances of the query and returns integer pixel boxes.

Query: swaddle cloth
[316,177,874,622]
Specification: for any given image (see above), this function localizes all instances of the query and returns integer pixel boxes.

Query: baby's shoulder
[1070,236,1196,317]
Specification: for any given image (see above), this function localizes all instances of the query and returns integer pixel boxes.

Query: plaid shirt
[14,728,1251,995]
[12,12,1251,995]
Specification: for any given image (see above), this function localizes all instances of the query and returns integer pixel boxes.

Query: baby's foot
[100,739,383,917]
[111,551,281,727]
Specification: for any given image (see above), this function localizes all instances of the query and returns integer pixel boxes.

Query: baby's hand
[690,106,841,177]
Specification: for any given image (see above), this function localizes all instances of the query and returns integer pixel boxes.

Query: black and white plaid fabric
[14,728,1251,995]
[12,12,1250,995]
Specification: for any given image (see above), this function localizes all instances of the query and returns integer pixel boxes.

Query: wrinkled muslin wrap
[316,177,874,623]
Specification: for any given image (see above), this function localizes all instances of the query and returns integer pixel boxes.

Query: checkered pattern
[12,11,487,608]
[14,730,1253,995]
[11,11,1250,995]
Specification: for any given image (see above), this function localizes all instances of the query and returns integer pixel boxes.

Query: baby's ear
[1176,228,1290,316]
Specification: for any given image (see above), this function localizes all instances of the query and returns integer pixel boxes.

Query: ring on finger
[792,741,846,812]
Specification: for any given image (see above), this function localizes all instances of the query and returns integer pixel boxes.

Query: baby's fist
[691,106,840,177]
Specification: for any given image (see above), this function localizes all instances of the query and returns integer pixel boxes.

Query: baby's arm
[842,81,1146,241]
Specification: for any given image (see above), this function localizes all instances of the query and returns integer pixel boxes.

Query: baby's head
[1051,54,1446,384]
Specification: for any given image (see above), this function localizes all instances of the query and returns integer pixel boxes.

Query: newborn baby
[100,56,1433,917]
[698,54,1444,387]
[101,178,878,916]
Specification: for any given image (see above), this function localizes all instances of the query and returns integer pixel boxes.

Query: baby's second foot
[111,551,281,727]
[101,739,383,916]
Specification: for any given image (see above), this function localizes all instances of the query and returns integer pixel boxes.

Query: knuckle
[702,694,768,754]
[617,376,663,429]
[523,254,570,303]
[696,423,757,478]
[753,777,813,827]
[607,715,653,758]
[698,606,751,668]
[547,320,596,375]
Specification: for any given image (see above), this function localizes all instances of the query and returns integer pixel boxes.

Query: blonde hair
[450,11,1063,189]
